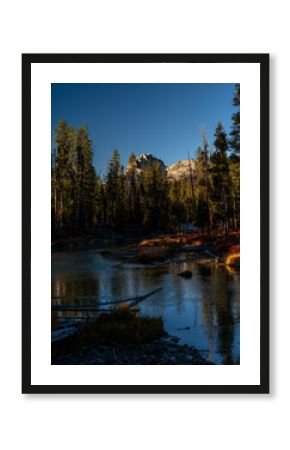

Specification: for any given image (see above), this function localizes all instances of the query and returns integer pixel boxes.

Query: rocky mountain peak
[166,160,196,180]
[135,152,165,170]
[126,152,196,180]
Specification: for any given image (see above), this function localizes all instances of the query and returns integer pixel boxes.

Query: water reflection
[52,250,240,364]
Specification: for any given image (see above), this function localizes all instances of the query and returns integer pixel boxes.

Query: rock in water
[177,270,192,279]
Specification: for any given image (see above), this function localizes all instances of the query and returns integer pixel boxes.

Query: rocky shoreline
[52,335,213,365]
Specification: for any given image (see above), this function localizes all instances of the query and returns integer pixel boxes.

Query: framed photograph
[22,53,269,394]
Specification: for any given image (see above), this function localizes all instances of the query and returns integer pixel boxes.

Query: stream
[52,249,240,364]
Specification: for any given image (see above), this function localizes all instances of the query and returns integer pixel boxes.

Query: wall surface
[0,1,287,449]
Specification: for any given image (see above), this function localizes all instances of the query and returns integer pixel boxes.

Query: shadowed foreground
[52,309,212,365]
[52,336,212,365]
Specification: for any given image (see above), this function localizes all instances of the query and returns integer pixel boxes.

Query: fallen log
[51,288,163,344]
[125,287,162,307]
[51,325,81,343]
[51,287,162,312]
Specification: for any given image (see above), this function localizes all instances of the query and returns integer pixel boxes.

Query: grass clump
[83,308,166,345]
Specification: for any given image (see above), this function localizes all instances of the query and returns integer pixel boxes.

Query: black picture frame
[22,53,269,394]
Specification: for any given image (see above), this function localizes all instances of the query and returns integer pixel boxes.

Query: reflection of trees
[217,298,235,364]
[52,271,100,325]
[200,286,218,363]
[172,269,185,314]
[51,253,240,363]
[109,269,129,300]
[214,270,236,364]
[198,265,218,363]
[173,261,198,314]
[199,265,238,364]
[74,276,100,302]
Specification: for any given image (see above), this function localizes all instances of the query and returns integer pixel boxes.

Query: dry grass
[82,308,166,344]
[140,233,206,249]
[225,252,240,267]
[140,231,240,249]
[141,236,183,247]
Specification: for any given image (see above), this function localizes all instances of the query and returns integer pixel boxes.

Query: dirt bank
[52,335,212,365]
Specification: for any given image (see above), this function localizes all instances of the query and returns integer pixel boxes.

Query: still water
[52,250,240,364]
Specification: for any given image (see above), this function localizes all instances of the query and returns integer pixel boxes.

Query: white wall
[0,1,286,449]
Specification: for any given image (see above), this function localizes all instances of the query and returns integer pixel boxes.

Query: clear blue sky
[51,83,237,174]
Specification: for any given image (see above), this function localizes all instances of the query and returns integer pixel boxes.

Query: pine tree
[75,126,96,232]
[229,84,240,159]
[93,174,104,228]
[211,121,230,234]
[229,159,240,229]
[141,160,168,231]
[195,131,212,234]
[51,148,57,235]
[125,152,139,225]
[177,177,196,225]
[105,149,125,230]
[195,148,209,234]
[168,179,184,231]
[54,118,75,231]
[229,84,240,228]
